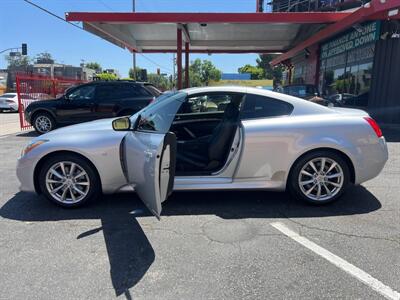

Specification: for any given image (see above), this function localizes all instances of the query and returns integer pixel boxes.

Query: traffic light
[21,43,27,55]
[157,68,160,75]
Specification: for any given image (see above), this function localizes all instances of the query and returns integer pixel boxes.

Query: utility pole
[132,0,136,80]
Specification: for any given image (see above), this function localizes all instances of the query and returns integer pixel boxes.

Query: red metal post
[185,42,189,88]
[177,28,182,90]
[52,80,57,98]
[16,75,24,130]
[256,0,260,12]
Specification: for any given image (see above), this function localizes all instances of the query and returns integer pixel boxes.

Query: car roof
[181,86,332,116]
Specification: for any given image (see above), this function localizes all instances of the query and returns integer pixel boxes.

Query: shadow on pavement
[16,131,39,137]
[0,185,381,296]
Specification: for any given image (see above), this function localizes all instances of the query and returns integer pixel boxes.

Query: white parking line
[270,222,400,300]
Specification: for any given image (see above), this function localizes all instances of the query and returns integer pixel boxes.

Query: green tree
[85,62,102,72]
[5,54,31,68]
[129,67,143,80]
[95,72,118,81]
[238,64,264,80]
[256,54,284,81]
[188,59,221,87]
[36,52,54,63]
[147,73,171,91]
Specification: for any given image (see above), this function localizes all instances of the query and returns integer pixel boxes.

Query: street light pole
[132,0,136,80]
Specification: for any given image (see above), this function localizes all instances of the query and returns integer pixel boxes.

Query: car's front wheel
[33,112,55,134]
[39,154,101,207]
[288,151,350,204]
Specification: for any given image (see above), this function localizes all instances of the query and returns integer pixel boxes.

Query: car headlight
[21,139,49,156]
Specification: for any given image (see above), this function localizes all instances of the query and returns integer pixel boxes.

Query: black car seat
[176,100,240,171]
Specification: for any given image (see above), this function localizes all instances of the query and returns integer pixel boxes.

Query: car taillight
[364,117,382,138]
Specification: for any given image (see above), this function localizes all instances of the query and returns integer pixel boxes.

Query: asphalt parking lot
[0,129,399,299]
[0,112,20,136]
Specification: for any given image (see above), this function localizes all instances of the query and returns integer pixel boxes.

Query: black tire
[39,154,101,208]
[288,150,350,205]
[32,112,56,134]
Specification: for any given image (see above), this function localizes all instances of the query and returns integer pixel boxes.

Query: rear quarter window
[240,93,294,120]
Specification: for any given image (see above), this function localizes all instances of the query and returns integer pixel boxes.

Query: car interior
[171,92,244,176]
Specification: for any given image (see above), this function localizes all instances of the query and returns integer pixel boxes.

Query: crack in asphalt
[279,212,400,246]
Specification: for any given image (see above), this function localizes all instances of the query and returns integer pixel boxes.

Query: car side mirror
[112,117,131,131]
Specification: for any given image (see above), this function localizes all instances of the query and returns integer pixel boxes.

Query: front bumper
[16,155,36,193]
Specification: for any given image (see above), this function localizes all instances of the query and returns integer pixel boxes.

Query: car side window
[123,84,152,98]
[67,85,95,101]
[177,93,242,115]
[241,94,294,119]
[95,85,116,101]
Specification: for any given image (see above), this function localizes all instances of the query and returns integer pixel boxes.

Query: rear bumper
[354,137,388,184]
[0,103,17,111]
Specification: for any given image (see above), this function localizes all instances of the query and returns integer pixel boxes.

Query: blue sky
[1,0,260,77]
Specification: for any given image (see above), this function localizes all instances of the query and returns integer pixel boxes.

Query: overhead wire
[22,0,173,73]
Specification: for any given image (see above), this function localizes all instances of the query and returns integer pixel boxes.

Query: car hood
[42,118,118,138]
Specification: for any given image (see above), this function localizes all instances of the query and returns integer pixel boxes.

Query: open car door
[122,92,185,219]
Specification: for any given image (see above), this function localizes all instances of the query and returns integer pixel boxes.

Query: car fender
[284,134,357,184]
[29,107,57,123]
[25,130,127,194]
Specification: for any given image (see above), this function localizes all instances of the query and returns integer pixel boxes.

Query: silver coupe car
[17,86,388,218]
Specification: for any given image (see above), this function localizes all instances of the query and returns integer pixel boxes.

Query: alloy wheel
[298,157,344,201]
[45,161,90,204]
[35,115,52,133]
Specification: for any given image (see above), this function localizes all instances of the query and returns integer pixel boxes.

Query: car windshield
[131,91,187,133]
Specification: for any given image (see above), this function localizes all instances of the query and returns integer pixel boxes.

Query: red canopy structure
[66,11,349,88]
[66,0,400,89]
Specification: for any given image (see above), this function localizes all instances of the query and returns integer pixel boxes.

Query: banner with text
[321,21,380,60]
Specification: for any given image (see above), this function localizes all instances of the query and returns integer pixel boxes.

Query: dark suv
[25,81,161,134]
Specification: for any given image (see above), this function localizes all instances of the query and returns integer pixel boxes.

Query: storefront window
[320,45,375,107]
[319,22,379,108]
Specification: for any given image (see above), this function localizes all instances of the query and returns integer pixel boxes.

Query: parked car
[25,80,161,134]
[0,93,19,112]
[327,92,369,108]
[281,84,333,106]
[17,86,388,218]
[0,93,38,112]
[327,93,356,104]
[281,84,320,99]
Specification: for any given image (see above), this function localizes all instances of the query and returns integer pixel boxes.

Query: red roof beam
[66,12,351,24]
[140,49,282,54]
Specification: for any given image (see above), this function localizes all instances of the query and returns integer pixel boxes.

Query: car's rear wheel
[288,151,350,204]
[33,112,55,134]
[39,154,101,208]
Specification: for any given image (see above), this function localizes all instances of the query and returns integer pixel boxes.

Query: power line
[23,0,173,73]
[97,0,115,12]
[138,53,173,73]
[23,0,84,31]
